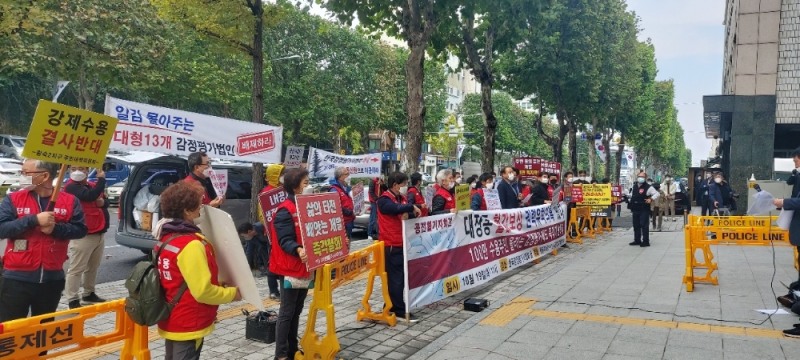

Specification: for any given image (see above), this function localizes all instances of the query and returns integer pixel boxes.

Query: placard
[284,145,304,169]
[483,189,502,210]
[258,187,288,224]
[24,100,118,167]
[570,185,584,203]
[577,184,612,206]
[455,184,471,211]
[423,185,436,209]
[307,147,381,179]
[295,193,350,270]
[513,157,542,180]
[352,183,365,216]
[209,169,228,197]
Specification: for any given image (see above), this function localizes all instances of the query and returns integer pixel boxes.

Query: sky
[626,0,726,166]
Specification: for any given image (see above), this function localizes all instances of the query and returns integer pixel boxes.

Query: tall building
[703,0,800,210]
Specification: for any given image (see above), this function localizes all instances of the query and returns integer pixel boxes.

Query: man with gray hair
[329,166,355,241]
[431,169,456,215]
[0,159,87,322]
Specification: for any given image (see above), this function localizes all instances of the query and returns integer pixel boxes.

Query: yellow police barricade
[296,241,396,360]
[567,207,594,244]
[0,299,149,359]
[683,214,798,292]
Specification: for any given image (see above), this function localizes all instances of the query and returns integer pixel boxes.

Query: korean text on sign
[295,192,350,270]
[23,100,118,167]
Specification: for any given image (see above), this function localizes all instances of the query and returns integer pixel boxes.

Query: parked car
[0,158,23,187]
[116,155,254,254]
[105,178,126,205]
[0,135,25,159]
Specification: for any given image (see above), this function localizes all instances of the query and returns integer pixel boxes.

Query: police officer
[629,170,660,247]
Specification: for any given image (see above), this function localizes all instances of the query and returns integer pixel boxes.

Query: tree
[426,114,462,167]
[324,0,461,172]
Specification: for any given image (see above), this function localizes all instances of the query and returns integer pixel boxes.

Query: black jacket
[530,183,549,205]
[497,180,519,209]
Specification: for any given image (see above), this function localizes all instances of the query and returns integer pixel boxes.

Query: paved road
[93,208,370,284]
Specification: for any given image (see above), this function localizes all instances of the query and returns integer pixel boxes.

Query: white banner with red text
[104,96,283,163]
[401,204,567,313]
[307,147,382,180]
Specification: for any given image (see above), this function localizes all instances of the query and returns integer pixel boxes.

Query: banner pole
[47,164,68,211]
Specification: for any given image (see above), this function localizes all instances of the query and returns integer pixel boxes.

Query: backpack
[124,234,188,326]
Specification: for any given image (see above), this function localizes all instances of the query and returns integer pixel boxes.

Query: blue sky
[626,0,726,166]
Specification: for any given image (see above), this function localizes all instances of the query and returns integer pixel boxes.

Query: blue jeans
[345,221,354,242]
[368,203,378,238]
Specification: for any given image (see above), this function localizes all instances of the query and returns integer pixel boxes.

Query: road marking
[104,245,121,249]
[481,296,785,339]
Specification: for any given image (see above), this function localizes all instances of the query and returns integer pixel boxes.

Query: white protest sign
[104,96,283,163]
[483,189,502,210]
[284,146,304,169]
[209,169,228,197]
[307,147,381,180]
[352,183,365,215]
[423,185,436,209]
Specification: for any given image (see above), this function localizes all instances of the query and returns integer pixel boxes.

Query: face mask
[714,178,722,183]
[279,175,285,184]
[585,176,592,183]
[399,186,408,195]
[202,167,213,178]
[549,179,557,185]
[455,177,462,184]
[70,170,87,182]
[647,181,653,185]
[541,177,548,183]
[303,185,315,194]
[637,177,645,184]
[577,176,584,182]
[343,176,351,185]
[507,174,516,182]
[485,182,494,190]
[19,175,33,187]
[566,177,573,183]
[446,181,455,190]
[470,183,476,189]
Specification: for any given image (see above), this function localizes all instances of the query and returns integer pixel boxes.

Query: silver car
[0,135,25,160]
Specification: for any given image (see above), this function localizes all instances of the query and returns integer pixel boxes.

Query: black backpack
[124,234,188,326]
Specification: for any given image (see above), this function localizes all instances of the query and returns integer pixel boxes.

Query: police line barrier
[0,299,148,359]
[296,241,395,360]
[567,207,594,244]
[683,214,799,292]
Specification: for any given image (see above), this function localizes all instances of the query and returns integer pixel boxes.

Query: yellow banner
[578,184,612,206]
[455,184,471,211]
[22,100,118,167]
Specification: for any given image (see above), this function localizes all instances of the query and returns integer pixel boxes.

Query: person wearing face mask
[577,170,587,183]
[707,172,725,214]
[257,163,285,233]
[471,173,494,210]
[661,175,679,221]
[774,147,800,337]
[466,175,479,196]
[376,172,421,322]
[63,165,111,309]
[454,171,463,185]
[329,167,355,241]
[496,166,520,209]
[628,170,660,247]
[406,172,429,217]
[0,159,87,323]
[151,181,241,359]
[431,169,457,215]
[529,176,551,206]
[183,152,223,208]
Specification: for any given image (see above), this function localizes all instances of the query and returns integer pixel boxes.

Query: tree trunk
[614,133,626,184]
[480,82,497,173]
[567,121,578,174]
[249,0,265,223]
[603,132,612,181]
[332,121,341,154]
[587,117,598,177]
[402,44,426,173]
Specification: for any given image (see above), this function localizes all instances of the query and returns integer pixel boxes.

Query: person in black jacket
[529,178,550,206]
[775,146,800,337]
[497,166,520,209]
[629,170,659,247]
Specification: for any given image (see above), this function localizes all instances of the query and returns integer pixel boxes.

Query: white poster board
[307,147,381,179]
[284,146,304,169]
[209,169,228,198]
[197,206,263,311]
[483,189,502,210]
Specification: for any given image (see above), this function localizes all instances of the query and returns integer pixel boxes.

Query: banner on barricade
[577,184,612,206]
[284,145,305,168]
[590,206,613,217]
[307,147,381,180]
[402,204,567,312]
[105,96,282,163]
[352,183,365,216]
[295,193,350,270]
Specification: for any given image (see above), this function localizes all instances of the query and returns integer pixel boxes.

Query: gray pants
[65,233,104,301]
[165,338,203,360]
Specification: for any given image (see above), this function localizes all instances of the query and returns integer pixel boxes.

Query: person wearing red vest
[63,165,111,309]
[406,172,429,217]
[183,151,223,208]
[0,159,87,322]
[377,172,421,322]
[269,168,312,360]
[431,169,456,215]
[471,173,495,210]
[153,181,240,359]
[329,167,356,241]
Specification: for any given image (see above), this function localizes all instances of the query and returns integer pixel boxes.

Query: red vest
[434,185,456,210]
[3,189,76,272]
[330,184,356,223]
[268,199,310,278]
[183,175,211,205]
[474,189,487,210]
[406,186,428,217]
[155,233,219,333]
[66,180,106,234]
[377,190,408,247]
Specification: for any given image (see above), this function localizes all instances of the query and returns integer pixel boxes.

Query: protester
[577,170,588,183]
[329,167,355,241]
[719,175,738,212]
[367,176,383,240]
[708,172,725,215]
[471,173,494,210]
[431,169,456,215]
[183,151,223,208]
[406,172,429,217]
[263,163,285,192]
[466,175,479,195]
[152,181,240,359]
[629,170,659,247]
[650,182,666,232]
[497,166,520,209]
[237,222,280,300]
[64,165,111,309]
[377,172,421,321]
[0,159,87,322]
[529,177,550,206]
[662,175,679,221]
[269,168,313,360]
[700,175,712,216]
[776,147,800,337]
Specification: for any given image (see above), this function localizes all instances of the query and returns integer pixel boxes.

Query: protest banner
[209,169,228,197]
[577,184,612,206]
[284,145,304,168]
[570,185,584,203]
[611,185,623,204]
[541,159,562,177]
[258,187,288,224]
[295,193,350,270]
[402,204,568,312]
[24,100,118,168]
[104,96,283,163]
[352,183,365,215]
[483,189,502,210]
[307,147,381,180]
[197,206,263,311]
[455,184,471,211]
[513,157,541,180]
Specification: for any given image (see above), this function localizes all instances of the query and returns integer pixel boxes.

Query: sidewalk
[56,213,800,359]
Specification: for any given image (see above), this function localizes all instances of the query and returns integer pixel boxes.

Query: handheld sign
[483,189,502,210]
[295,193,350,270]
[455,184,471,211]
[284,145,304,169]
[258,187,288,225]
[571,185,584,203]
[209,169,228,198]
[352,183,365,216]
